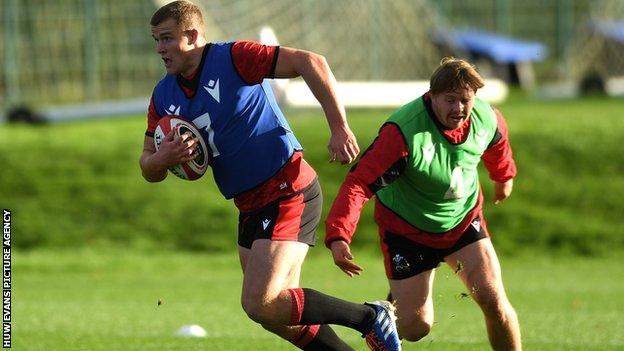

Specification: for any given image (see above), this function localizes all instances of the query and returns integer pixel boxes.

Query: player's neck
[181,44,207,79]
[176,44,210,98]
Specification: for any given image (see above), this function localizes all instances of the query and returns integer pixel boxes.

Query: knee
[241,292,275,324]
[474,291,514,321]
[398,318,433,342]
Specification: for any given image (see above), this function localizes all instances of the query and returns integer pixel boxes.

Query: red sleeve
[231,41,279,85]
[481,107,517,182]
[145,96,161,137]
[325,123,409,246]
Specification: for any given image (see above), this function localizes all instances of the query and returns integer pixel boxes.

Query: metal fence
[1,0,162,112]
[1,0,623,114]
[433,0,624,83]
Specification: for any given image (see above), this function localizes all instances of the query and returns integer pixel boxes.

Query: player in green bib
[325,58,522,350]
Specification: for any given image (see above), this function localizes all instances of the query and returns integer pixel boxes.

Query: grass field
[1,94,624,254]
[3,93,624,350]
[15,249,624,351]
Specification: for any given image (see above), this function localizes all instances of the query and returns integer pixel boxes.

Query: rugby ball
[153,116,210,181]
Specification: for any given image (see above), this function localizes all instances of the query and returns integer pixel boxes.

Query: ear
[185,29,199,45]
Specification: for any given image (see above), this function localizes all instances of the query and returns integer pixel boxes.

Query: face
[430,87,476,130]
[151,18,195,76]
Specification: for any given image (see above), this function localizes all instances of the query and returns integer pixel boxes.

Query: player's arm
[140,133,199,182]
[140,135,169,182]
[326,123,408,276]
[274,47,359,164]
[482,107,517,204]
[139,98,197,182]
[231,41,357,162]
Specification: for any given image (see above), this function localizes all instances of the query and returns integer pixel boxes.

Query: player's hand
[328,126,360,164]
[330,240,363,277]
[157,129,198,167]
[493,178,513,204]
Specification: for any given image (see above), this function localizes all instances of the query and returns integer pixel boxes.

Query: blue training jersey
[151,42,302,199]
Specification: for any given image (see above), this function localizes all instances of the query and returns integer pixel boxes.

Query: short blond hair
[429,57,484,94]
[150,1,205,35]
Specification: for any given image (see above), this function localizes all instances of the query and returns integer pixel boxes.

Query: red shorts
[237,179,322,248]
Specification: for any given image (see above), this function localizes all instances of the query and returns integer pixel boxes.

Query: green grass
[2,94,623,254]
[14,249,624,350]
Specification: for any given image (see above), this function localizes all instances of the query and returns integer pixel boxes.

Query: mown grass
[1,94,623,254]
[13,249,624,350]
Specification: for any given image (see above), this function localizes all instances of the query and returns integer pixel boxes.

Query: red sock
[287,288,356,350]
[289,288,305,324]
[290,324,321,349]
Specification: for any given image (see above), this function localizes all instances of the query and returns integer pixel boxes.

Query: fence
[1,0,161,112]
[1,0,623,114]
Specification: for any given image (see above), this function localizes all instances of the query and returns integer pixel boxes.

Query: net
[564,0,624,92]
[1,0,622,114]
[196,0,447,81]
[1,0,162,111]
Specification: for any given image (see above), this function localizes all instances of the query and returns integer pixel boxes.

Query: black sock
[299,288,376,334]
[302,325,355,351]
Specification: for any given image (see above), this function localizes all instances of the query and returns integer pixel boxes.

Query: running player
[139,1,400,350]
[326,57,522,350]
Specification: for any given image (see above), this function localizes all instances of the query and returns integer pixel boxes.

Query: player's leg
[238,242,307,343]
[237,180,346,349]
[238,180,399,350]
[389,271,435,342]
[444,238,522,351]
[239,239,309,325]
[240,240,355,350]
[381,230,440,342]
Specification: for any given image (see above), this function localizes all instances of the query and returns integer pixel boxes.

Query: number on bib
[193,112,220,157]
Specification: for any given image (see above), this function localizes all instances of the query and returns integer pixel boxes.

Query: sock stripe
[288,288,305,325]
[293,324,320,348]
[292,325,310,345]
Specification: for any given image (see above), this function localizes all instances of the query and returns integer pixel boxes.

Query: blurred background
[2,0,624,116]
[3,1,624,350]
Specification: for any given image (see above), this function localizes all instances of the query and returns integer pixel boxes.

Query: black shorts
[381,217,488,280]
[237,179,322,249]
